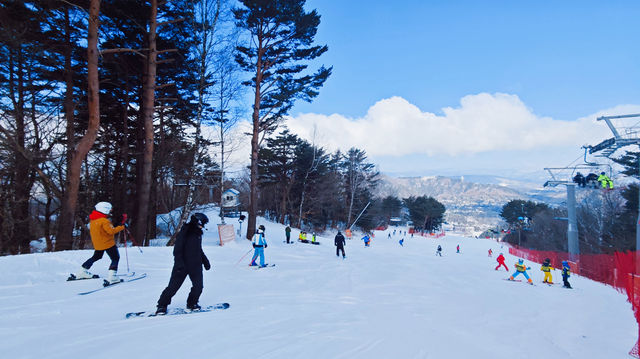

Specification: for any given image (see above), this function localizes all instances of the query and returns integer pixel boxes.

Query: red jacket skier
[495,253,508,271]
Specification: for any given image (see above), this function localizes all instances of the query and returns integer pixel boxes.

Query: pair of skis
[76,272,147,295]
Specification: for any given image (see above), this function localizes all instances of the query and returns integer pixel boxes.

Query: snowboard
[78,273,147,295]
[125,303,230,319]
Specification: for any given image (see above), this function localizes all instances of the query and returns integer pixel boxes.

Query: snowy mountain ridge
[376,174,563,233]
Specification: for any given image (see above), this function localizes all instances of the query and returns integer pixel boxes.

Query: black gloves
[253,243,257,248]
[264,244,267,248]
[204,261,211,271]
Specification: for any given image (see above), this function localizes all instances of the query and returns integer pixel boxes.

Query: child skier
[495,253,508,271]
[509,259,533,284]
[436,245,442,256]
[250,225,268,267]
[562,260,572,288]
[456,244,460,253]
[540,258,554,284]
[156,213,211,314]
[362,234,371,247]
[75,202,125,284]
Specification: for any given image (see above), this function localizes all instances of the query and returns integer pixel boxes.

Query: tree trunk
[135,0,159,246]
[56,0,102,251]
[247,39,264,240]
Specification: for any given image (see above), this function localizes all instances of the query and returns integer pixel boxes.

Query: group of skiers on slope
[495,253,572,288]
[573,171,613,189]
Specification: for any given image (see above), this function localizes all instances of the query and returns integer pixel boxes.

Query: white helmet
[95,202,113,214]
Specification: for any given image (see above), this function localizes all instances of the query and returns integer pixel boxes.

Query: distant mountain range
[376,174,564,235]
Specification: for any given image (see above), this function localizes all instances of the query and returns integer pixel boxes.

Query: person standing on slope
[335,231,346,258]
[75,202,125,284]
[561,260,572,288]
[456,244,460,253]
[509,259,533,284]
[156,213,211,314]
[540,258,554,284]
[285,225,291,244]
[436,245,442,256]
[495,253,508,271]
[250,225,268,267]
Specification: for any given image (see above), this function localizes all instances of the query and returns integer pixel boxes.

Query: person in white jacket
[250,225,268,267]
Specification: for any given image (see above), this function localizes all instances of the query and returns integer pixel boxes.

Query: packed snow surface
[0,212,636,359]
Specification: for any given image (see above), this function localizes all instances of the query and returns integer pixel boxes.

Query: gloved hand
[203,261,211,271]
[252,243,257,248]
[264,244,267,248]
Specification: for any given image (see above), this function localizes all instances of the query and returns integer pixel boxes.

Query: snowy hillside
[0,209,635,359]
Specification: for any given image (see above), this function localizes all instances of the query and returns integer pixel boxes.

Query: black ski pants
[82,245,119,271]
[157,265,203,308]
[336,245,345,257]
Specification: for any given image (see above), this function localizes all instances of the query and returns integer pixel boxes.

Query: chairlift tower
[542,176,579,260]
[586,113,640,270]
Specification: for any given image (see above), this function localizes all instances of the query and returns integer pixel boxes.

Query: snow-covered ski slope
[0,213,635,359]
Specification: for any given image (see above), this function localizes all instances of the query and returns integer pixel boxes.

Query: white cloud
[285,93,640,157]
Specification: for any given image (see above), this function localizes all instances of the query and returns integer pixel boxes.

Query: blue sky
[293,0,640,120]
[230,1,640,181]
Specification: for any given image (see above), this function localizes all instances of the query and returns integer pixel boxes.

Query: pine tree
[233,0,331,239]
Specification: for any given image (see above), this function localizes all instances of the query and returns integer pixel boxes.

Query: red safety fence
[508,246,640,357]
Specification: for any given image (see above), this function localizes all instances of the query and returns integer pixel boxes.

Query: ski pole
[235,248,253,266]
[125,228,144,253]
[122,228,130,273]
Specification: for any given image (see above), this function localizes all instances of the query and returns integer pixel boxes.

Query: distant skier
[585,173,599,188]
[436,245,442,256]
[312,232,317,243]
[388,233,391,239]
[156,213,211,315]
[495,253,508,271]
[75,202,125,284]
[572,172,586,187]
[488,249,493,257]
[285,225,291,244]
[362,234,371,247]
[509,259,533,284]
[541,258,554,284]
[597,171,613,189]
[562,260,572,288]
[399,237,404,246]
[456,244,460,253]
[250,225,268,267]
[335,231,346,258]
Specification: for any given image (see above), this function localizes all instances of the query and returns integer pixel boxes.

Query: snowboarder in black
[335,231,346,258]
[156,213,211,314]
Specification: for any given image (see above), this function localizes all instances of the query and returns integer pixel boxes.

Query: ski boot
[155,306,167,315]
[106,270,122,285]
[186,303,201,313]
[76,267,95,279]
